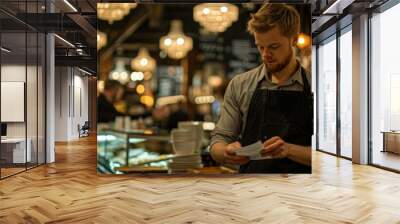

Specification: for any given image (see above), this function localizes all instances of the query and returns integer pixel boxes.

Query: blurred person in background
[166,100,189,130]
[98,80,125,123]
[152,105,170,131]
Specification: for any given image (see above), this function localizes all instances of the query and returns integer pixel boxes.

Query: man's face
[254,26,296,73]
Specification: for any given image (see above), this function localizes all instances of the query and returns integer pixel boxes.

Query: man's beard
[265,49,293,73]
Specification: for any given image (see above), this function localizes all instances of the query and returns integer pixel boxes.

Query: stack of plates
[169,154,203,172]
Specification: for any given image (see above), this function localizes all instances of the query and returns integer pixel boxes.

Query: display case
[97,128,234,174]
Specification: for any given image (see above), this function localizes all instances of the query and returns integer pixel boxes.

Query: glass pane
[1,14,28,177]
[317,36,337,154]
[312,45,317,150]
[339,29,352,158]
[371,4,400,171]
[27,31,38,169]
[38,32,45,165]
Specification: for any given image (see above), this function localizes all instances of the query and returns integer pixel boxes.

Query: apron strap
[300,67,312,94]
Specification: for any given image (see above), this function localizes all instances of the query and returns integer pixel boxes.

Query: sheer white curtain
[318,37,337,154]
[340,29,352,158]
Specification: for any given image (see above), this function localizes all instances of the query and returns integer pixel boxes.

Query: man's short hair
[104,79,122,91]
[247,4,300,38]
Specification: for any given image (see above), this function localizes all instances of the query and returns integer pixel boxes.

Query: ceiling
[0,0,97,74]
[1,0,394,76]
[98,3,312,59]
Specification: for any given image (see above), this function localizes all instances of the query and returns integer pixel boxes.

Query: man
[98,80,124,123]
[210,4,313,173]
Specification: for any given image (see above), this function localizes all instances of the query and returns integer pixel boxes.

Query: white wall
[1,65,31,137]
[1,64,45,163]
[55,67,89,141]
[55,66,69,141]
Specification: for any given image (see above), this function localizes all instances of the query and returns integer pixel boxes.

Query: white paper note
[235,141,273,160]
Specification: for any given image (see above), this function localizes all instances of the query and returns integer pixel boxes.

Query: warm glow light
[298,37,305,45]
[120,71,128,80]
[194,96,215,104]
[97,80,105,93]
[208,75,223,87]
[164,38,172,46]
[109,59,130,84]
[220,6,228,13]
[97,3,137,24]
[159,20,193,59]
[194,3,239,33]
[131,48,156,72]
[202,122,215,131]
[97,31,107,51]
[136,84,145,94]
[111,71,120,80]
[140,58,148,66]
[297,33,311,49]
[177,37,184,45]
[143,129,153,135]
[131,72,144,81]
[156,95,186,106]
[140,95,154,107]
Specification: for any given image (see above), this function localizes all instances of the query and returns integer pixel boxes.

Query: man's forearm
[210,142,228,164]
[287,144,311,166]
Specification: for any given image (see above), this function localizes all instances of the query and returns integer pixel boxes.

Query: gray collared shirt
[210,62,311,147]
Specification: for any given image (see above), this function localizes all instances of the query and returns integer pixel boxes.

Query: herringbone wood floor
[1,136,400,224]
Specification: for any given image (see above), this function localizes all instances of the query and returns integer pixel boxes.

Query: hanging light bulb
[193,3,239,33]
[131,48,156,72]
[97,3,137,24]
[109,59,130,84]
[97,31,107,50]
[297,33,311,49]
[160,20,193,60]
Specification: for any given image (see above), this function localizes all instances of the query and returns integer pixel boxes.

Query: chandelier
[109,59,130,84]
[131,48,156,72]
[97,31,107,50]
[193,3,239,33]
[97,3,137,24]
[160,20,193,60]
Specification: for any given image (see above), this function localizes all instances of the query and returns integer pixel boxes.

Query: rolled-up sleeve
[210,77,242,147]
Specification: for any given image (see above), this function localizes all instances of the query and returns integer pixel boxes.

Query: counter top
[115,165,236,174]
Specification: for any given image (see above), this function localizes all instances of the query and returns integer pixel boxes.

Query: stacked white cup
[170,128,197,155]
[177,121,204,154]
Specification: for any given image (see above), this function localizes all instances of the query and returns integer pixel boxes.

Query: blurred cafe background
[97,3,312,174]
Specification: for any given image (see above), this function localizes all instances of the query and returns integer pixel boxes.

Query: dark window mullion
[337,25,341,157]
[36,0,39,167]
[25,0,28,171]
[316,44,320,151]
[367,10,373,165]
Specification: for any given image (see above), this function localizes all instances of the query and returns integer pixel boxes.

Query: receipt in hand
[235,141,273,160]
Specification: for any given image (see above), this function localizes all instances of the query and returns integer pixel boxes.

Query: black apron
[239,67,313,173]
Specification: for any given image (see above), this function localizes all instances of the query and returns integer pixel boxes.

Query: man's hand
[223,141,250,165]
[261,136,290,159]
